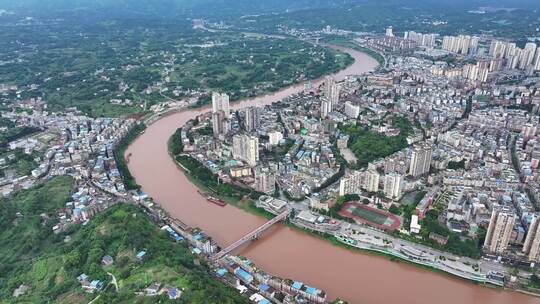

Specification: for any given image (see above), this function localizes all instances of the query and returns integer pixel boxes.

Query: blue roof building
[234,267,253,284]
[77,273,88,282]
[90,280,103,289]
[259,283,270,292]
[168,287,181,299]
[291,281,303,289]
[305,286,319,295]
[136,251,146,260]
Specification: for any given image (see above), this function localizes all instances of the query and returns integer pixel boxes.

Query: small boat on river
[197,190,227,206]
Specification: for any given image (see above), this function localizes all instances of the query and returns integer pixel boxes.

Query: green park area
[341,116,414,168]
[0,176,247,303]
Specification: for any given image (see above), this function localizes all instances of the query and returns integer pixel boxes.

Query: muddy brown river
[126,46,539,304]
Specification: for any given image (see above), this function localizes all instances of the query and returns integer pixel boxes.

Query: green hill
[0,176,247,304]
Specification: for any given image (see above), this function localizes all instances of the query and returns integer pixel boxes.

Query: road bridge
[210,208,291,261]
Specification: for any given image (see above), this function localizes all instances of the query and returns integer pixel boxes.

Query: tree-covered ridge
[0,176,247,303]
[1,0,538,16]
[0,176,75,302]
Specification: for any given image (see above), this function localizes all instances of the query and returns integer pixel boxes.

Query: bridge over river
[210,208,291,261]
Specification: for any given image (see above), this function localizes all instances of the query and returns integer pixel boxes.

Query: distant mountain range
[0,0,338,16]
[0,0,538,18]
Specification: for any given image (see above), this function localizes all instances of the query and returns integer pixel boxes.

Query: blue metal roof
[259,283,270,291]
[291,281,303,289]
[234,267,253,283]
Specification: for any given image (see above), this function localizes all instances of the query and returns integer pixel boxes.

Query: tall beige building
[523,214,540,262]
[339,171,363,196]
[232,134,259,167]
[534,49,540,71]
[385,26,394,37]
[254,167,275,194]
[484,207,516,254]
[522,42,537,68]
[409,145,432,177]
[442,35,479,55]
[212,111,229,138]
[404,31,437,48]
[363,169,380,193]
[212,92,230,137]
[384,172,402,200]
[323,76,340,104]
[321,76,340,119]
[489,40,508,59]
[212,92,230,117]
[490,40,539,71]
[320,99,332,119]
[244,106,261,132]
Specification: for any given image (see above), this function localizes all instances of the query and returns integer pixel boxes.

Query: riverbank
[321,36,386,66]
[114,122,146,190]
[288,223,496,286]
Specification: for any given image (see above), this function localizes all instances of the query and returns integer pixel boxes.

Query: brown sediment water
[126,46,540,304]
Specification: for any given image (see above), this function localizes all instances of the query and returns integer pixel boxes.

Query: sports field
[349,205,388,225]
[339,201,401,230]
